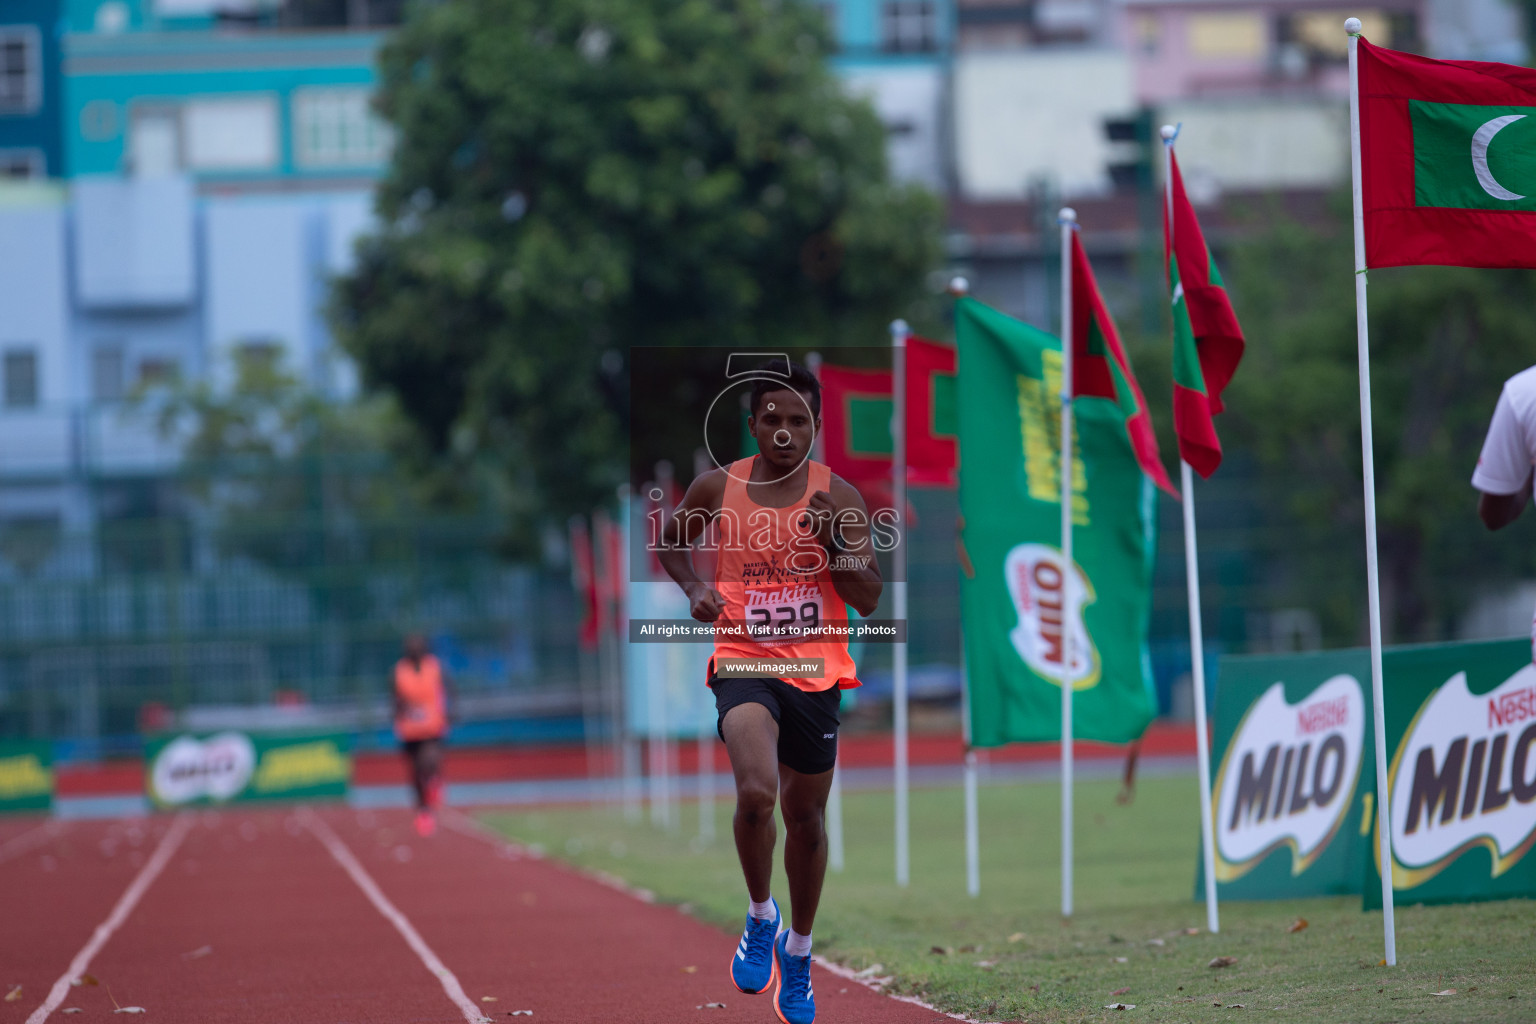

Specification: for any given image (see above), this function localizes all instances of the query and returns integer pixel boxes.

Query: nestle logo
[1489,685,1536,729]
[1297,696,1348,736]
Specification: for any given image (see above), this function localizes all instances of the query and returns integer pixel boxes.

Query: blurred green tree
[331,0,944,522]
[1215,198,1536,645]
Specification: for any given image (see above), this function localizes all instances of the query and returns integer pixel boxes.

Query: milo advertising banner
[955,298,1157,745]
[0,740,54,814]
[1203,650,1374,898]
[145,731,352,808]
[1365,638,1536,908]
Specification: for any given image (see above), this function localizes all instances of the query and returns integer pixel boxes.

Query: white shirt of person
[1473,366,1536,498]
[1473,365,1536,659]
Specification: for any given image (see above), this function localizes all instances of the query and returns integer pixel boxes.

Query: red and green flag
[1166,150,1245,479]
[1359,37,1536,268]
[1071,232,1177,497]
[819,338,959,489]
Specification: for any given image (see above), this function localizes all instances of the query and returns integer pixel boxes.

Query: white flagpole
[951,276,980,899]
[808,350,844,872]
[890,319,911,888]
[1161,124,1221,935]
[1347,16,1398,967]
[1057,207,1076,919]
[961,638,980,897]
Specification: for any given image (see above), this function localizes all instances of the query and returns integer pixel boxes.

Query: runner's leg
[404,741,428,809]
[778,764,834,936]
[721,703,780,902]
[420,739,443,807]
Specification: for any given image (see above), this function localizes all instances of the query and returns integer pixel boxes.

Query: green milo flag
[956,297,1157,746]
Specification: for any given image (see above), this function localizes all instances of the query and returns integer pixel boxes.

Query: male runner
[1473,365,1536,658]
[658,363,882,1024]
[393,634,449,836]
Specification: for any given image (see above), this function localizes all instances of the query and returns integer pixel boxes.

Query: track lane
[75,808,478,1024]
[321,807,955,1024]
[0,817,173,1019]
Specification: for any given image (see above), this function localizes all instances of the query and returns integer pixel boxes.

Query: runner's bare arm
[805,476,882,617]
[656,469,729,622]
[1479,469,1532,530]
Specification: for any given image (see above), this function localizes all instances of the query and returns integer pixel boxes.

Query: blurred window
[1187,12,1266,59]
[293,88,393,169]
[881,1,938,53]
[0,26,41,115]
[3,349,38,408]
[130,107,181,177]
[138,357,180,387]
[184,97,279,171]
[1132,13,1159,55]
[93,347,125,401]
[0,148,44,179]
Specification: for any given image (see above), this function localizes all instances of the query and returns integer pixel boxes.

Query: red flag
[568,516,599,650]
[1070,232,1178,497]
[1166,150,1245,477]
[1359,38,1536,268]
[818,338,958,489]
[906,338,958,488]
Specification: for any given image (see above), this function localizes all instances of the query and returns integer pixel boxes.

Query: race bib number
[744,584,823,646]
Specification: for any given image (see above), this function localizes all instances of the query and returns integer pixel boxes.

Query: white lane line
[297,808,488,1024]
[0,820,67,865]
[25,814,193,1024]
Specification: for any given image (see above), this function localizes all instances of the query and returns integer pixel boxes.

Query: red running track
[0,809,960,1024]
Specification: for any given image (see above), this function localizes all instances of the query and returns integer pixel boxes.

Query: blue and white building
[0,3,390,526]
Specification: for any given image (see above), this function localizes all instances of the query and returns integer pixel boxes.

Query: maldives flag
[819,339,959,489]
[1360,38,1536,268]
[1071,232,1177,497]
[1166,151,1245,479]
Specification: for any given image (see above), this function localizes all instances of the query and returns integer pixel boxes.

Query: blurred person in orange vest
[394,633,450,836]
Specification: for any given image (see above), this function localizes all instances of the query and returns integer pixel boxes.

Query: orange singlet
[393,655,447,742]
[711,456,859,691]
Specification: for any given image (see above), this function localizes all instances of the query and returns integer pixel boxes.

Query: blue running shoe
[730,898,780,995]
[772,931,815,1024]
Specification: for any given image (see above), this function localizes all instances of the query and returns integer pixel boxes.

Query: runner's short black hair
[749,362,821,419]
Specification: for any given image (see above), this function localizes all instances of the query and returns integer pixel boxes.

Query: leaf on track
[1110,987,1130,997]
[507,1011,533,1017]
[1208,956,1239,969]
[929,946,952,956]
[1103,1003,1136,1010]
[72,976,99,988]
[680,966,697,974]
[696,1003,727,1009]
[1433,990,1457,996]
[1286,918,1308,934]
[62,1009,83,1015]
[113,1007,147,1014]
[181,946,213,960]
[1007,932,1025,944]
[5,986,20,1002]
[480,996,498,1002]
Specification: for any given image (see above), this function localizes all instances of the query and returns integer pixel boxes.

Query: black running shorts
[710,675,841,775]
